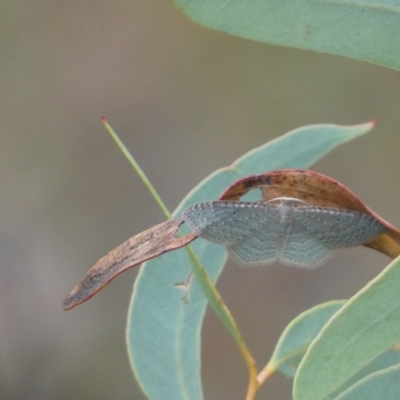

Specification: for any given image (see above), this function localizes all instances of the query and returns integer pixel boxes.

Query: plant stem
[257,363,275,386]
[103,118,271,399]
[186,246,260,400]
[101,116,172,220]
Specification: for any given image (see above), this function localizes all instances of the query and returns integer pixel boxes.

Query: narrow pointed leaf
[294,256,400,400]
[327,347,400,399]
[334,364,400,400]
[63,219,196,310]
[269,300,345,378]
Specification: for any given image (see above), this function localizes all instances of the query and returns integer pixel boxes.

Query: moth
[182,198,387,268]
[64,169,400,310]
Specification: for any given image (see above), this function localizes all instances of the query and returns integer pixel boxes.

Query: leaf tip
[62,287,80,311]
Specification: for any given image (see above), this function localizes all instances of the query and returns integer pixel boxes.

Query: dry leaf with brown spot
[63,218,196,310]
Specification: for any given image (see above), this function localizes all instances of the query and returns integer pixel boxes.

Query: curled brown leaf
[220,169,400,259]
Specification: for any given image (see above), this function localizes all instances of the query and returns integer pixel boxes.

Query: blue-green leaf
[269,300,345,378]
[127,122,374,400]
[175,0,400,71]
[327,348,400,399]
[334,364,400,400]
[294,256,400,400]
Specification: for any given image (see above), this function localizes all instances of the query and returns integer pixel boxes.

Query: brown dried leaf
[63,218,196,310]
[220,169,400,259]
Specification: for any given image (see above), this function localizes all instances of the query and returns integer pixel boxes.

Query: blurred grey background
[1,2,400,399]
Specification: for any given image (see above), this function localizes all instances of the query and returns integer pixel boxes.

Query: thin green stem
[103,117,261,399]
[186,246,259,399]
[101,116,172,220]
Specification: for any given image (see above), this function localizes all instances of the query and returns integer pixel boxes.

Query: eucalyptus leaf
[269,300,345,378]
[333,364,400,400]
[126,122,374,400]
[327,347,400,399]
[175,0,400,71]
[294,256,400,400]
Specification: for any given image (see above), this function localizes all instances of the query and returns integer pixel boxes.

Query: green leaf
[269,299,400,396]
[126,122,374,400]
[293,256,400,400]
[333,364,400,400]
[327,348,400,399]
[175,0,400,71]
[269,300,345,378]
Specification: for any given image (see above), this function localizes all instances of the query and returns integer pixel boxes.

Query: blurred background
[1,2,400,399]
